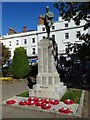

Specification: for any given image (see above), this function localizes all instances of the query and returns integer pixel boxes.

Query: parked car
[3,60,12,68]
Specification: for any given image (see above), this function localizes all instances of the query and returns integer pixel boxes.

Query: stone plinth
[29,38,67,100]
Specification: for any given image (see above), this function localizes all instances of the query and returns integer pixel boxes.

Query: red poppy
[45,99,51,103]
[28,97,34,101]
[26,101,31,105]
[34,97,38,102]
[50,99,59,105]
[64,99,74,105]
[18,100,27,105]
[59,107,71,114]
[30,101,35,105]
[35,101,42,106]
[41,103,51,109]
[28,97,38,102]
[38,98,42,102]
[6,100,16,105]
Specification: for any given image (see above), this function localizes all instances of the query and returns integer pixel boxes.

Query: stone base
[29,82,67,100]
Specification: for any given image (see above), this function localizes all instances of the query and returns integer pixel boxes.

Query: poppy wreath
[58,107,71,114]
[18,100,27,105]
[38,98,42,102]
[35,101,42,106]
[27,100,35,105]
[50,99,59,105]
[28,97,35,101]
[41,103,51,110]
[44,99,51,104]
[6,100,16,105]
[64,99,74,105]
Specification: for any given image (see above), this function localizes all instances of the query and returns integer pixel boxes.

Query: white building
[0,16,88,62]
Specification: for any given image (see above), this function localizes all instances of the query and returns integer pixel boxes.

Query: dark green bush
[29,63,38,78]
[11,47,30,78]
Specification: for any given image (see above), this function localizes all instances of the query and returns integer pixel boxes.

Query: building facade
[0,16,88,62]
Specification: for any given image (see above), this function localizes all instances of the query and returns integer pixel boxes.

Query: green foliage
[11,47,30,78]
[2,43,10,65]
[29,63,38,78]
[54,2,90,60]
[60,89,82,104]
[54,2,90,29]
[16,89,82,104]
[17,91,29,97]
[2,66,12,77]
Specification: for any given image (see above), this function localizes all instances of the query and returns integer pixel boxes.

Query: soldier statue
[43,6,54,38]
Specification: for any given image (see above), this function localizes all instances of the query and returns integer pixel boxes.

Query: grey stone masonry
[29,38,67,100]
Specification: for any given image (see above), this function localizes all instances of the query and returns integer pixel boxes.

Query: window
[52,26,55,30]
[52,35,55,40]
[43,36,45,39]
[16,40,19,45]
[65,33,69,39]
[9,41,11,46]
[42,27,45,31]
[24,39,27,44]
[65,23,68,27]
[32,38,35,43]
[32,48,36,55]
[76,31,81,38]
[25,48,27,54]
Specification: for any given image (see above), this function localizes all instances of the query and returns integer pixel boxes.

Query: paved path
[1,79,89,118]
[2,79,28,101]
[2,80,63,118]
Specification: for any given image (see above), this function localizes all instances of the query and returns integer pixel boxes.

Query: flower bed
[5,96,76,115]
[0,77,13,81]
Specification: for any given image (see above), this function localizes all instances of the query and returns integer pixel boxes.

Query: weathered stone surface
[29,38,67,100]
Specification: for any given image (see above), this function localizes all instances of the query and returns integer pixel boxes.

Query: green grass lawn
[60,88,82,104]
[17,91,29,97]
[16,88,82,104]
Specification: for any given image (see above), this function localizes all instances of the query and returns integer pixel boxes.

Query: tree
[1,43,10,65]
[54,2,90,60]
[54,2,90,31]
[11,47,30,78]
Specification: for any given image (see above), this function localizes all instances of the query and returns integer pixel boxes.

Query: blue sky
[2,2,60,35]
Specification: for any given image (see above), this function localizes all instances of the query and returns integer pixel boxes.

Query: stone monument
[29,6,67,100]
[29,38,67,100]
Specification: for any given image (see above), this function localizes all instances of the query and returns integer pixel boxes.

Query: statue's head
[46,6,50,12]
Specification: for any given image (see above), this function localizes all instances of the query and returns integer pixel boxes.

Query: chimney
[38,15,44,25]
[8,27,16,34]
[22,26,27,32]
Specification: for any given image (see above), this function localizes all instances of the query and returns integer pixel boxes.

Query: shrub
[29,63,38,78]
[11,47,30,78]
